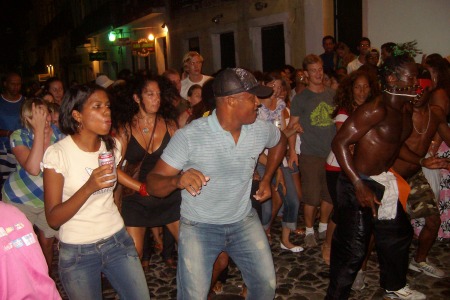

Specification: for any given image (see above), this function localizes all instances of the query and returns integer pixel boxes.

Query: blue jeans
[258,164,299,230]
[177,208,276,300]
[58,227,150,300]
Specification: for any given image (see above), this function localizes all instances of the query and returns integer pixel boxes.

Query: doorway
[261,24,285,72]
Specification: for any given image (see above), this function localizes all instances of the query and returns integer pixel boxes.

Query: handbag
[121,117,157,198]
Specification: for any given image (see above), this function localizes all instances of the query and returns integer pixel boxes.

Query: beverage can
[273,119,281,129]
[98,151,117,183]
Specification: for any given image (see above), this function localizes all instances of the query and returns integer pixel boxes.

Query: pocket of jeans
[118,233,140,258]
[59,246,80,270]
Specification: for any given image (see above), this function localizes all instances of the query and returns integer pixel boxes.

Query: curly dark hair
[110,74,179,135]
[59,84,115,151]
[331,70,380,118]
[425,53,450,98]
[109,81,136,133]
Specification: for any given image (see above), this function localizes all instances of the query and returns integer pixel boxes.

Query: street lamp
[108,31,117,42]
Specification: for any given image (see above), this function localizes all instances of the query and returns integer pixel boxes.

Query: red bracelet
[139,183,149,196]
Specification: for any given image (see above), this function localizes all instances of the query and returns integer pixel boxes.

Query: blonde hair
[182,51,204,71]
[21,97,48,130]
[302,54,323,70]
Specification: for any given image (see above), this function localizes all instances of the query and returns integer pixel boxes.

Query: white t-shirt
[325,109,349,170]
[42,136,124,244]
[180,75,213,100]
[347,57,364,74]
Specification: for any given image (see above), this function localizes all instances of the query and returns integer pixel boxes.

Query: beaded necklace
[383,84,424,104]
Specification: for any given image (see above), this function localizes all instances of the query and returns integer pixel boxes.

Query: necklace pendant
[142,127,149,134]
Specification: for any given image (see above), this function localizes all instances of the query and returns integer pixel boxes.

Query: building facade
[29,0,325,84]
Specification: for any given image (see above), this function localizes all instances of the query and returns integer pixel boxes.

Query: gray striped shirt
[161,110,280,224]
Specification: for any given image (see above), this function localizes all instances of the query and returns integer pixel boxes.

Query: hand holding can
[98,151,117,183]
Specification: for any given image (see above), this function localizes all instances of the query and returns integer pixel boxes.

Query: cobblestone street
[52,220,450,300]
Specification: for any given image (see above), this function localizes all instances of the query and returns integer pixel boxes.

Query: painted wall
[304,0,325,56]
[364,0,450,60]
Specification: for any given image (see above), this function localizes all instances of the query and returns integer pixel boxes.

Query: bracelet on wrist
[419,157,425,166]
[139,183,149,196]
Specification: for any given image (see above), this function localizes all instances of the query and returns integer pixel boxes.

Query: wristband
[139,183,149,196]
[419,157,425,166]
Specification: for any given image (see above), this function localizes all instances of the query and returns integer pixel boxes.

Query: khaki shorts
[299,154,332,206]
[7,201,59,238]
[407,170,440,219]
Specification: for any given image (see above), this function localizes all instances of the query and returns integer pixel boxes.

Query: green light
[108,31,116,42]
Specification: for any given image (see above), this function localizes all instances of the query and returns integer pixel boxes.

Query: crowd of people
[0,36,449,300]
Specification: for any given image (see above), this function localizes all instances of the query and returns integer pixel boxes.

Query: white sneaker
[385,284,426,300]
[409,258,445,278]
[351,270,366,291]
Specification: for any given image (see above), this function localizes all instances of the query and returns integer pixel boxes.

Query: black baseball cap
[213,68,273,98]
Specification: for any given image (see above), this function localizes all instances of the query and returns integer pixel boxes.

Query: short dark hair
[360,37,371,46]
[187,84,202,97]
[2,71,21,83]
[322,35,336,45]
[44,77,62,92]
[379,53,415,87]
[381,42,396,53]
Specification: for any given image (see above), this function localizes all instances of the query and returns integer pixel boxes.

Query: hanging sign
[132,38,155,57]
[89,52,107,61]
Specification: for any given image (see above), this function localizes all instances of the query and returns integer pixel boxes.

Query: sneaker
[318,230,326,240]
[304,233,317,247]
[385,284,426,300]
[409,258,445,278]
[351,270,366,291]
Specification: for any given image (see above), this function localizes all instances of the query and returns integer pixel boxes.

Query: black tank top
[124,122,170,182]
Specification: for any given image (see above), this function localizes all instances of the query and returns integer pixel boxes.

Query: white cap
[96,75,114,88]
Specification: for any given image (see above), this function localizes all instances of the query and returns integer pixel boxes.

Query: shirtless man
[326,51,431,300]
[392,77,449,279]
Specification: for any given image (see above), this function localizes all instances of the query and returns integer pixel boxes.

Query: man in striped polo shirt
[147,68,287,300]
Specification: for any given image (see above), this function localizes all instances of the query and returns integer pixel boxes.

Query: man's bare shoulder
[430,104,447,122]
[430,88,450,113]
[352,95,387,123]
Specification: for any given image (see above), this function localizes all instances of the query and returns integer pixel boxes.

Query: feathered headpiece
[392,40,422,58]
